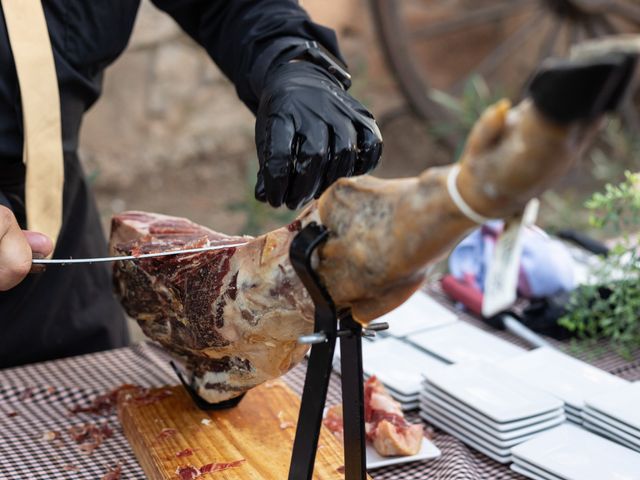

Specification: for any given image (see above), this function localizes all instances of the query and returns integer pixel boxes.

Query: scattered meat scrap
[176,465,200,480]
[19,387,34,400]
[175,460,245,479]
[41,430,61,442]
[277,410,295,430]
[6,411,18,418]
[101,462,122,480]
[124,387,174,407]
[199,460,245,473]
[336,465,346,474]
[323,405,344,441]
[68,422,114,455]
[157,427,177,441]
[69,384,173,416]
[63,465,79,471]
[69,384,138,416]
[176,448,195,458]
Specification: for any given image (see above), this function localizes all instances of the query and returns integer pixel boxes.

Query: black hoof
[170,361,245,410]
[527,52,637,124]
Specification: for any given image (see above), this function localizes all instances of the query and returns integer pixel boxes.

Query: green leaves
[586,171,640,234]
[428,75,505,160]
[560,171,640,359]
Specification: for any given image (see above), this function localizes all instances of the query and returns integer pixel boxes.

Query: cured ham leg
[111,48,637,404]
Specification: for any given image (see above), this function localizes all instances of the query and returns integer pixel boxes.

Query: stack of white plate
[407,321,526,364]
[369,291,459,339]
[582,382,640,452]
[419,362,565,463]
[334,291,457,409]
[500,347,629,424]
[511,424,640,480]
[334,337,448,410]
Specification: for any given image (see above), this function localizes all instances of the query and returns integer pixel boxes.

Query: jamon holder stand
[287,222,387,480]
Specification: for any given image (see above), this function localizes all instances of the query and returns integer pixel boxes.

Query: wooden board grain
[118,380,369,479]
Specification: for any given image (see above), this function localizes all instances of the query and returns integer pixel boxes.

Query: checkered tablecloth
[1,292,638,479]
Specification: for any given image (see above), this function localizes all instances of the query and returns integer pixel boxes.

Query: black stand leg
[288,223,368,480]
[339,314,367,479]
[288,333,337,480]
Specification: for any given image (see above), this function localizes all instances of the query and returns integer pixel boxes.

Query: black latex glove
[255,61,382,209]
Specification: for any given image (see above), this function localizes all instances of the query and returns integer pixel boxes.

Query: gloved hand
[255,61,382,209]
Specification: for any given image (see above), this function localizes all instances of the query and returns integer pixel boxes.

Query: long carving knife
[31,243,248,266]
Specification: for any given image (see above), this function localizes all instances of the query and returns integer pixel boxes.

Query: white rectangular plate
[366,436,441,469]
[565,404,582,415]
[566,413,582,425]
[361,338,448,396]
[511,460,563,480]
[583,421,640,453]
[500,347,628,409]
[419,411,512,463]
[334,337,448,397]
[585,382,640,431]
[511,424,640,480]
[421,362,563,423]
[420,400,541,448]
[408,322,525,364]
[363,373,419,403]
[583,406,640,439]
[582,412,640,448]
[420,387,564,431]
[419,394,565,441]
[399,401,420,411]
[369,290,459,338]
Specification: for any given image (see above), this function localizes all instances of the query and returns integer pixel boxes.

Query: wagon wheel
[370,0,640,140]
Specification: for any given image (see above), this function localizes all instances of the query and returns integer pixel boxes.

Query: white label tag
[482,199,540,317]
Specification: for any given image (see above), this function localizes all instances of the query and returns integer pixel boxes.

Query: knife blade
[31,243,248,265]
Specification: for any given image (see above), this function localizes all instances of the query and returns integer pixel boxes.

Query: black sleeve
[150,0,343,113]
[0,191,12,210]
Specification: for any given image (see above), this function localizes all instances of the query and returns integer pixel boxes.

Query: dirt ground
[82,1,636,244]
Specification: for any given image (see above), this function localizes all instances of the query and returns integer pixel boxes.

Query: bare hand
[0,205,53,291]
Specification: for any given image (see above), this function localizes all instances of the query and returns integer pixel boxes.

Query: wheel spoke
[452,9,546,92]
[592,15,620,35]
[582,17,607,38]
[568,21,584,48]
[610,0,640,26]
[411,0,534,40]
[621,103,640,137]
[537,16,564,64]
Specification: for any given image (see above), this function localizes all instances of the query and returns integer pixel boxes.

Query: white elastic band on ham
[446,164,493,225]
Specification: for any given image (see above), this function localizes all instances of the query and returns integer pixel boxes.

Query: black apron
[0,154,128,369]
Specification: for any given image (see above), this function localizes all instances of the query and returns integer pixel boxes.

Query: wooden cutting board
[118,380,370,479]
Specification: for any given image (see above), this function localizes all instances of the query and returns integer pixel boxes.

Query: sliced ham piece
[323,377,423,457]
[111,95,602,404]
[364,377,424,456]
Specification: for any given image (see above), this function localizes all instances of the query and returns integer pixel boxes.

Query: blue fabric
[449,222,577,298]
